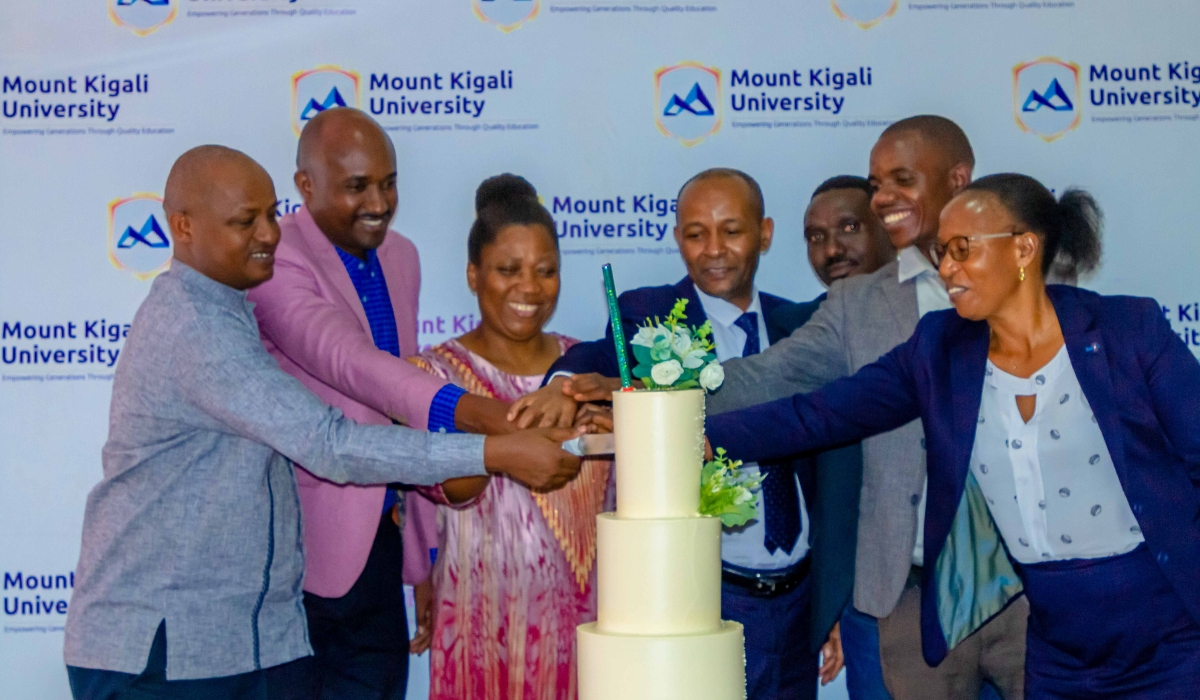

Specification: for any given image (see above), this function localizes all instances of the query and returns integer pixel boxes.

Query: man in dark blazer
[512,168,836,700]
[770,175,895,699]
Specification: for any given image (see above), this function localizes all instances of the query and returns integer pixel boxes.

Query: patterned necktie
[733,311,801,554]
[733,312,760,358]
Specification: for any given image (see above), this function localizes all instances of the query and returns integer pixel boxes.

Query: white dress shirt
[897,246,953,567]
[693,284,811,571]
[970,346,1144,563]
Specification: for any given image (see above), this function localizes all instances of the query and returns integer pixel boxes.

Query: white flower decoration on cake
[651,359,684,386]
[699,361,725,391]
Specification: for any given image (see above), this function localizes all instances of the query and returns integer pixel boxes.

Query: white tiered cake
[577,389,746,700]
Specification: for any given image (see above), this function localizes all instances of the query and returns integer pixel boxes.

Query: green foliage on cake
[629,299,724,391]
[700,448,761,527]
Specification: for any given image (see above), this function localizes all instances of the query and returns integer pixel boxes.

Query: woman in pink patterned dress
[410,174,610,700]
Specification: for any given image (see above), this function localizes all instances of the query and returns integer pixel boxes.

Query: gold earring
[1019,266,1026,282]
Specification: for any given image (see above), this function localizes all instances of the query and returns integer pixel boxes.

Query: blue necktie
[734,311,801,555]
[733,312,760,358]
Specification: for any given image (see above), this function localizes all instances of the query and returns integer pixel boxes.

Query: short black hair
[812,175,872,199]
[677,167,765,221]
[467,174,558,265]
[880,115,975,169]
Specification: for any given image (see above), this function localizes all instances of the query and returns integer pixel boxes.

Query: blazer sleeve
[249,253,449,430]
[707,285,849,415]
[1139,299,1200,473]
[707,330,922,464]
[541,291,642,384]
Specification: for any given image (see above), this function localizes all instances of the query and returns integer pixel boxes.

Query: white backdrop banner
[3,1,1199,697]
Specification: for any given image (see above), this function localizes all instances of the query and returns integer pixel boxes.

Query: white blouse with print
[969,345,1144,564]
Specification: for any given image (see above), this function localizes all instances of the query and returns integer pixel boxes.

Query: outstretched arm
[706,335,922,464]
[707,289,850,415]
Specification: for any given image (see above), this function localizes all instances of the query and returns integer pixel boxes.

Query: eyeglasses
[931,232,1021,266]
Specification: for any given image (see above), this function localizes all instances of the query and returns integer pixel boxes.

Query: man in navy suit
[512,168,833,700]
[769,175,895,700]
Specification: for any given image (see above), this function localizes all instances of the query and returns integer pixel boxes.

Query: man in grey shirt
[63,146,581,700]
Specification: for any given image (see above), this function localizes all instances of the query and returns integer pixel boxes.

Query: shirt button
[361,296,368,303]
[1157,552,1169,565]
[910,494,921,506]
[1132,503,1143,515]
[1011,439,1023,449]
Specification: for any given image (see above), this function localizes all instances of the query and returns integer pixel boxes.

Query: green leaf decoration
[628,297,724,393]
[699,447,761,527]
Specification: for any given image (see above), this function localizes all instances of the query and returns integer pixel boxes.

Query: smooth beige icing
[595,513,721,635]
[577,621,746,700]
[613,389,704,519]
[580,388,746,699]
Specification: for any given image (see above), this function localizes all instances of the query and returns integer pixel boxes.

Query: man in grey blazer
[707,116,1027,700]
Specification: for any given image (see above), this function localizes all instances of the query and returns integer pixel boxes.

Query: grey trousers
[877,576,1028,700]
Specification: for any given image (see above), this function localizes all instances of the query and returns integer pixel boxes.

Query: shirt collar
[170,258,250,307]
[692,282,762,329]
[897,245,938,284]
[985,345,1070,394]
[335,246,378,274]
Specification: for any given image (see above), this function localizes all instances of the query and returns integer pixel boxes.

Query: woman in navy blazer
[707,173,1200,698]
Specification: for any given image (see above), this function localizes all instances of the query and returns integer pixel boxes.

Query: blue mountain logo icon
[300,87,348,121]
[1022,78,1074,112]
[663,83,715,117]
[116,0,170,5]
[117,215,170,249]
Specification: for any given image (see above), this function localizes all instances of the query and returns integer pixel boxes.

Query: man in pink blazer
[248,108,514,699]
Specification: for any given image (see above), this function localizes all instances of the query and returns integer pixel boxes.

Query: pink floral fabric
[410,336,612,700]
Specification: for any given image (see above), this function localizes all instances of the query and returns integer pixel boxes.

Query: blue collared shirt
[335,247,464,435]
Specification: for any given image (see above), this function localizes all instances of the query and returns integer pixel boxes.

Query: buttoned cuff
[428,384,467,434]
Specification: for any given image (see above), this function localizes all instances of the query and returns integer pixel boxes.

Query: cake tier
[613,388,705,519]
[577,621,746,700]
[595,513,721,635]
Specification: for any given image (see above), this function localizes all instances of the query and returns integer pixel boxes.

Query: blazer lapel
[293,206,371,333]
[946,319,990,500]
[879,261,920,346]
[1050,287,1130,485]
[759,293,793,345]
[675,277,708,327]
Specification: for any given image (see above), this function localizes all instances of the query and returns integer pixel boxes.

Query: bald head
[294,108,398,258]
[165,145,266,216]
[296,107,394,171]
[165,145,280,290]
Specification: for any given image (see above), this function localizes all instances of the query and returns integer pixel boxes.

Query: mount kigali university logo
[655,62,722,147]
[108,0,177,37]
[291,66,362,136]
[1013,57,1081,142]
[473,0,540,33]
[831,0,898,30]
[108,193,172,280]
